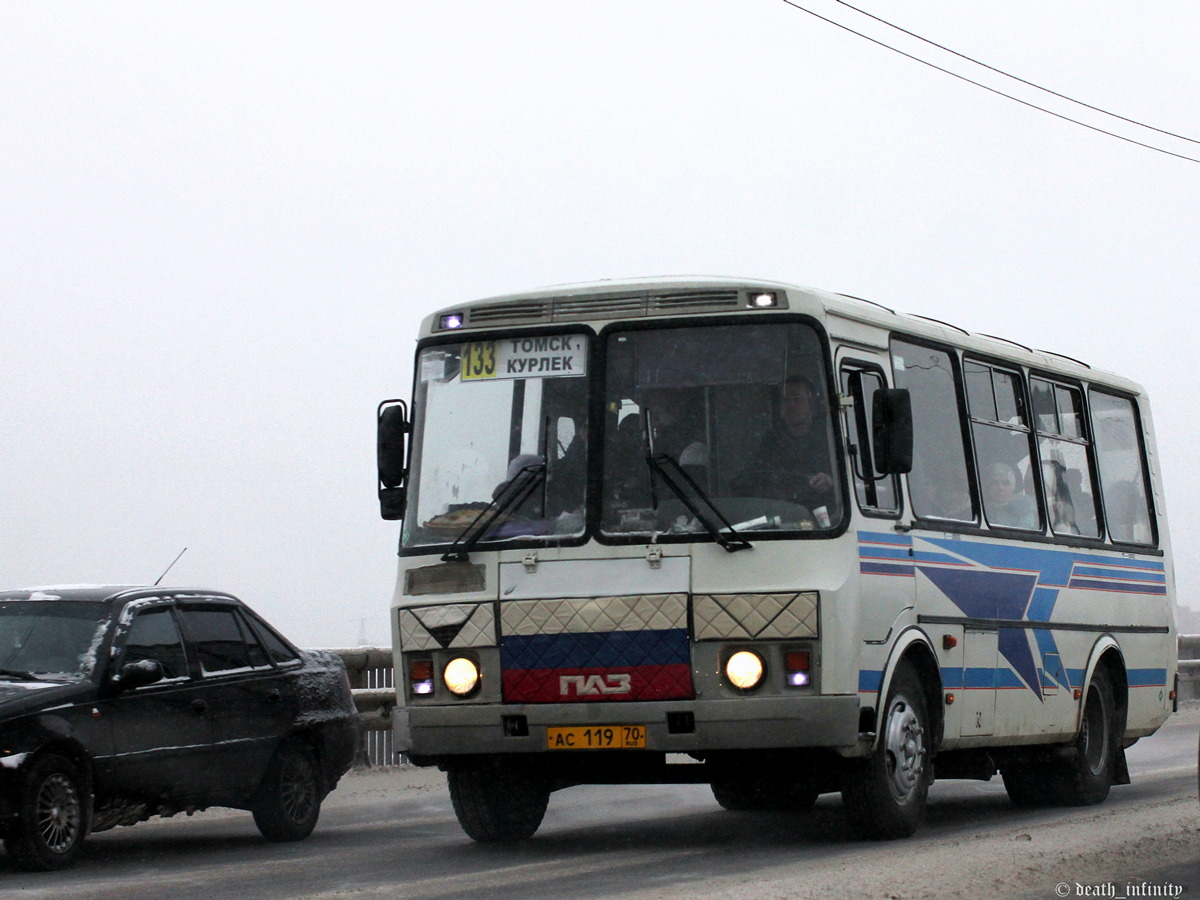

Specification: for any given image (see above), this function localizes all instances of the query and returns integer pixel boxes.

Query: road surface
[5,709,1198,898]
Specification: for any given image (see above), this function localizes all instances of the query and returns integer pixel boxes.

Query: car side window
[122,607,189,680]
[244,612,301,665]
[179,606,254,674]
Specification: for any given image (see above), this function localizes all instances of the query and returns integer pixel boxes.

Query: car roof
[0,585,241,606]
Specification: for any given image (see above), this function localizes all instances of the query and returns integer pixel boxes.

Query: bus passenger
[983,461,1038,529]
[640,388,709,483]
[751,375,835,507]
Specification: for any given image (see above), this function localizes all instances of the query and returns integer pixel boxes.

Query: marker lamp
[725,650,765,691]
[785,650,811,687]
[409,659,434,696]
[438,312,465,330]
[443,657,480,696]
[748,292,778,309]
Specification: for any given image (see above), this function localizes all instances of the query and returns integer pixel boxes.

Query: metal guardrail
[330,635,1200,765]
[324,647,397,767]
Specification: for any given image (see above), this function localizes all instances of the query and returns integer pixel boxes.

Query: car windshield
[601,321,844,537]
[403,332,590,549]
[0,600,111,680]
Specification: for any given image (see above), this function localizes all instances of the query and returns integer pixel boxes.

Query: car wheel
[447,760,549,842]
[4,754,89,871]
[841,663,930,839]
[252,741,323,842]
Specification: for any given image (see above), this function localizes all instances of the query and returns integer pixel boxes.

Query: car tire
[841,663,931,839]
[4,753,89,871]
[711,777,819,811]
[447,761,549,842]
[252,740,323,842]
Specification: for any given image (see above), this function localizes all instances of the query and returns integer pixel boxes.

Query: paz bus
[376,277,1175,840]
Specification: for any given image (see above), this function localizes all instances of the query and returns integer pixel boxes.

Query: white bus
[377,277,1175,840]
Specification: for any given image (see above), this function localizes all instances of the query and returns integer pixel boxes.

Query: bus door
[838,355,911,644]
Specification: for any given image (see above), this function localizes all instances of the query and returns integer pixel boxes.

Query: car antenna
[154,547,188,586]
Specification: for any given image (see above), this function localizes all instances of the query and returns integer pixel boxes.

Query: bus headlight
[725,650,765,690]
[443,657,480,696]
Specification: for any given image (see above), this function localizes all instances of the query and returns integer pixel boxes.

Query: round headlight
[443,657,480,696]
[725,650,765,690]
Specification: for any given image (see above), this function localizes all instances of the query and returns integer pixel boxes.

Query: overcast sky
[2,2,1198,647]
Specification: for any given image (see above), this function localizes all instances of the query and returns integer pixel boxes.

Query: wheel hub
[884,696,925,803]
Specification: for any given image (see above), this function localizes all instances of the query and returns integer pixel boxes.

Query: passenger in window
[640,388,709,482]
[1107,481,1151,543]
[984,461,1038,529]
[748,375,835,508]
[930,479,973,521]
[489,454,552,536]
[1043,461,1080,534]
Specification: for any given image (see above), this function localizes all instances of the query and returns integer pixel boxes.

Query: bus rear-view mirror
[873,388,913,475]
[378,400,410,520]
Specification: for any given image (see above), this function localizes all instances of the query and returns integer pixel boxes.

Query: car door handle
[266,689,282,702]
[190,699,208,715]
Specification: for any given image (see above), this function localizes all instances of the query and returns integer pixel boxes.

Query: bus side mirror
[378,399,411,521]
[872,388,913,475]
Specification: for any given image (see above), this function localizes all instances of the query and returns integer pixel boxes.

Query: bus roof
[419,276,1142,394]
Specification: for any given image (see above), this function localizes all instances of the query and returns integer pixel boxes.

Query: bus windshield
[403,332,590,550]
[601,320,842,538]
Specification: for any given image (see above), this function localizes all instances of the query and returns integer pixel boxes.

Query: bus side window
[891,339,974,523]
[1089,390,1156,546]
[840,365,899,514]
[1031,377,1101,539]
[965,360,1041,532]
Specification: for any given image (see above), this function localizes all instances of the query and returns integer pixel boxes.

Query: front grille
[498,594,694,703]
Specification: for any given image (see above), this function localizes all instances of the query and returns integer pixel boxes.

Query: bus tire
[841,664,930,839]
[4,754,89,871]
[1001,667,1117,807]
[1000,765,1051,807]
[1057,666,1117,806]
[710,777,819,812]
[447,761,549,842]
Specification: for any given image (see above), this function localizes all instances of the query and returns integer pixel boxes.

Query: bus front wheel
[447,760,549,842]
[841,664,930,839]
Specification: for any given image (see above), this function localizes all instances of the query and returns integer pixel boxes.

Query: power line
[831,0,1200,147]
[778,0,1200,165]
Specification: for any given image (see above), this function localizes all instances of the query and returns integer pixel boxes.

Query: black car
[0,585,358,871]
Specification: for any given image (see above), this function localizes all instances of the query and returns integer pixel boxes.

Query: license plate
[546,724,646,750]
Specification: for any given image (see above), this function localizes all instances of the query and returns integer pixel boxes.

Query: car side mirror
[378,399,410,521]
[872,388,913,475]
[118,659,164,690]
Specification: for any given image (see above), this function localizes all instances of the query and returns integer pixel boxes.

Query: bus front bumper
[395,695,861,758]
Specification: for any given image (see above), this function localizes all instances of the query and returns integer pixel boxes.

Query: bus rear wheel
[447,760,549,842]
[1003,667,1117,807]
[841,664,930,839]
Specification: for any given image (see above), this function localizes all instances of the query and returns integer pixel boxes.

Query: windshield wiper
[645,453,752,553]
[441,462,547,562]
[0,668,41,681]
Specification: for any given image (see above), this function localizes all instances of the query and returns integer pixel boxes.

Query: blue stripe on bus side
[1067,579,1167,595]
[1127,668,1169,687]
[859,561,915,577]
[1072,566,1166,583]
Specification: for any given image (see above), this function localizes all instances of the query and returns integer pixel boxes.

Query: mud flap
[1113,747,1130,786]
